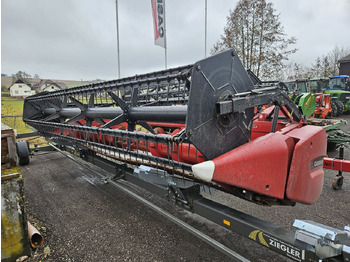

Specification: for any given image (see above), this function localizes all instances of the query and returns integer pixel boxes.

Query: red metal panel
[323,158,350,172]
[285,125,327,204]
[251,120,286,140]
[210,132,295,199]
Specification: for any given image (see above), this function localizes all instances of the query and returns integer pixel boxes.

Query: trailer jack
[323,144,349,190]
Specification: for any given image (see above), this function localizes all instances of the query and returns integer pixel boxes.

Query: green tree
[212,0,296,80]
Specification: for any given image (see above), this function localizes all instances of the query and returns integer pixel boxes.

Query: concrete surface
[22,152,235,262]
[20,116,350,262]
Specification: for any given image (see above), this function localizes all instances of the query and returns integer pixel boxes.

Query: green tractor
[309,77,350,116]
[284,79,333,118]
[309,77,329,93]
[321,75,350,115]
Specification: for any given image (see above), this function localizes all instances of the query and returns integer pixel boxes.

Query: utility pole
[164,0,168,69]
[205,0,207,58]
[116,0,121,78]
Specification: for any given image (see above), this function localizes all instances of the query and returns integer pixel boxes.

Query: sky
[1,0,350,81]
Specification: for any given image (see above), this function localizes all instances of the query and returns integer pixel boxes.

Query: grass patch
[1,96,48,147]
[1,96,24,114]
[1,96,32,133]
[67,83,88,88]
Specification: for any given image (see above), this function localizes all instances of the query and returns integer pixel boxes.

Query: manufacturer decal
[248,230,305,261]
[268,238,302,261]
[248,230,269,247]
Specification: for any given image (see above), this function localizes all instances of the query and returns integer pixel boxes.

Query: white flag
[151,0,166,48]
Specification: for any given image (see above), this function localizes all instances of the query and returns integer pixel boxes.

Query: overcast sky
[1,0,350,81]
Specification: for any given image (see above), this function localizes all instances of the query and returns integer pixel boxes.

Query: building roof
[339,54,350,63]
[15,78,32,85]
[56,82,67,89]
[9,78,32,88]
[40,80,67,90]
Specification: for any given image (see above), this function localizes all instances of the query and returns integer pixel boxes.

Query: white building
[9,79,33,97]
[39,80,67,92]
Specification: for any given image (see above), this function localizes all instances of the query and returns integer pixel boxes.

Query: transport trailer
[21,49,350,261]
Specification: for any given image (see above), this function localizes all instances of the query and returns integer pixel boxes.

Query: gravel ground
[20,115,350,262]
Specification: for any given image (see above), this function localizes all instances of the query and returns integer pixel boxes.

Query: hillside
[1,76,90,89]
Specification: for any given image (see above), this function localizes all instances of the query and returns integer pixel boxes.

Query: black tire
[331,101,338,117]
[333,100,344,116]
[16,140,30,165]
[332,176,343,190]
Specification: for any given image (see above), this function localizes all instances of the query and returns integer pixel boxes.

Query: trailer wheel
[332,176,343,190]
[331,101,338,117]
[16,140,30,166]
[334,100,344,116]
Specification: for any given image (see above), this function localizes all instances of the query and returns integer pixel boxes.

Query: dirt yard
[20,115,350,262]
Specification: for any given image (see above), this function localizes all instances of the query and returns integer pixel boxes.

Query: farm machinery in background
[324,75,350,114]
[282,78,350,150]
[309,76,350,116]
[284,79,335,118]
[284,76,350,118]
[328,75,350,91]
[21,49,350,261]
[247,77,350,151]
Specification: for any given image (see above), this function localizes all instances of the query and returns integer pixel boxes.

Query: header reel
[23,49,326,206]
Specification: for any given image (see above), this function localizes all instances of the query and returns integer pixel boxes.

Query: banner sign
[151,0,166,48]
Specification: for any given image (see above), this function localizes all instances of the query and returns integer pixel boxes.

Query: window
[297,82,307,93]
[15,91,19,94]
[18,85,22,88]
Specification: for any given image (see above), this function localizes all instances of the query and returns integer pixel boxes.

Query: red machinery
[21,49,350,262]
[312,93,333,119]
[23,49,327,206]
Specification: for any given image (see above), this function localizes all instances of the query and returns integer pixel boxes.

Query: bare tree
[12,71,32,83]
[284,61,317,80]
[329,46,350,75]
[284,63,296,80]
[311,57,322,77]
[311,46,350,77]
[322,56,331,77]
[212,0,296,80]
[290,63,312,79]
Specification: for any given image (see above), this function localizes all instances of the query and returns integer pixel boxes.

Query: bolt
[197,65,201,71]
